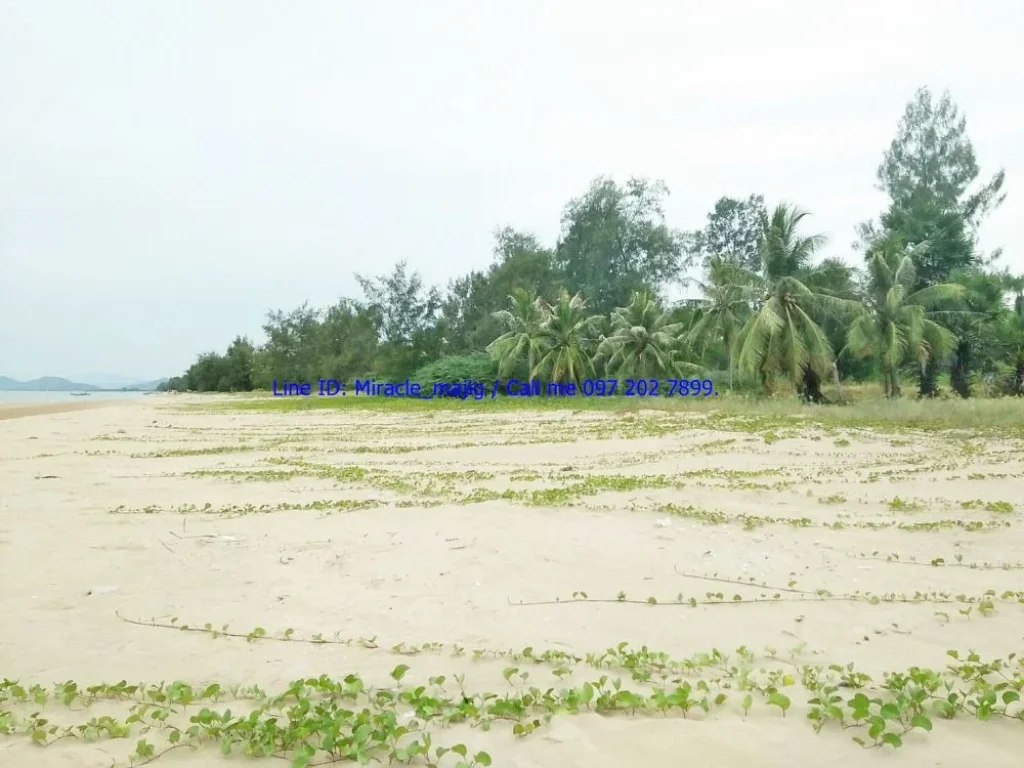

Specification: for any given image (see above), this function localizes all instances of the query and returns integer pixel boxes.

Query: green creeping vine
[847,550,1024,570]
[503,570,1024,613]
[1,643,1022,766]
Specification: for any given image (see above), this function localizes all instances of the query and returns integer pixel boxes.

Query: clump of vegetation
[3,628,1022,766]
[961,499,1016,514]
[887,497,925,512]
[159,88,1021,417]
[819,494,847,504]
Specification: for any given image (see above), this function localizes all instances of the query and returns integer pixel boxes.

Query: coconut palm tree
[945,268,1006,398]
[532,288,603,384]
[998,314,1024,395]
[844,237,964,399]
[596,290,700,379]
[685,255,760,389]
[486,288,546,380]
[996,273,1024,395]
[733,204,862,401]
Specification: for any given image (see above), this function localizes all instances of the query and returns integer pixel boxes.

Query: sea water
[0,391,149,404]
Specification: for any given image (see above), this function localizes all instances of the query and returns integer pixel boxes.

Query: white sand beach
[1,397,1022,767]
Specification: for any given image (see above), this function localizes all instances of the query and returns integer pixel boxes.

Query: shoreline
[0,400,135,421]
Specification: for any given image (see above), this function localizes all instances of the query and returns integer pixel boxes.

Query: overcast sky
[1,1,1021,381]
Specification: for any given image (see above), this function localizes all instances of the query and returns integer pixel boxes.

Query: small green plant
[887,497,925,512]
[961,499,1015,514]
[4,643,1021,764]
[819,494,847,504]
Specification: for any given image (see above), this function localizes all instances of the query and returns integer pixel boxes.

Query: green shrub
[412,354,498,396]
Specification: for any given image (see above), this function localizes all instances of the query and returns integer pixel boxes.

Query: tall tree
[996,309,1024,396]
[734,204,862,401]
[876,87,1006,226]
[945,268,1005,398]
[317,299,380,381]
[355,259,441,346]
[532,289,603,384]
[554,177,685,315]
[356,260,443,378]
[442,228,555,354]
[801,257,869,383]
[596,290,695,379]
[258,304,324,385]
[440,270,489,355]
[876,190,976,290]
[486,288,546,380]
[685,256,759,387]
[993,271,1024,395]
[221,336,255,391]
[844,237,963,398]
[859,87,1006,287]
[685,195,767,272]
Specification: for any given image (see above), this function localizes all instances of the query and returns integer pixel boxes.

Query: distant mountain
[67,373,145,388]
[0,376,101,392]
[128,378,168,391]
[0,375,168,391]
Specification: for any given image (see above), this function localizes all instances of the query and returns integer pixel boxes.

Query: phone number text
[503,378,718,397]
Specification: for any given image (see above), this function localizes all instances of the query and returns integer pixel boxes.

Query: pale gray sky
[1,0,1021,380]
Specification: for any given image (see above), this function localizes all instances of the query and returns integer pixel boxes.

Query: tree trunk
[799,367,826,404]
[950,346,971,399]
[725,333,734,391]
[832,362,843,402]
[1013,361,1024,396]
[885,367,901,399]
[918,359,939,399]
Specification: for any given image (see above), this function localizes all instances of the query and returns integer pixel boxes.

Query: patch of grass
[656,503,730,525]
[652,504,811,530]
[818,494,847,504]
[131,445,261,458]
[696,438,737,451]
[183,391,1024,436]
[960,499,1016,514]
[886,497,925,512]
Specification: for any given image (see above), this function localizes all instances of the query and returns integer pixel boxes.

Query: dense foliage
[163,87,1020,400]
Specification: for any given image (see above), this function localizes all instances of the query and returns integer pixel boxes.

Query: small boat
[70,392,92,397]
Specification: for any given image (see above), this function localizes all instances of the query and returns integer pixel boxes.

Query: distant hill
[0,376,168,391]
[66,373,163,389]
[0,376,101,391]
[128,378,167,391]
[66,373,136,387]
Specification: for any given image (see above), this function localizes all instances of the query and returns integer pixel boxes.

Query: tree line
[162,87,1023,400]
